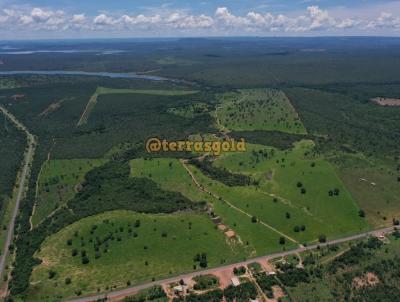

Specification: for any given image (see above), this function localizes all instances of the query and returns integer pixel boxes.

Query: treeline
[328,237,383,274]
[172,282,257,302]
[9,161,199,298]
[284,87,400,160]
[231,130,310,150]
[0,120,25,199]
[123,285,166,302]
[189,158,253,187]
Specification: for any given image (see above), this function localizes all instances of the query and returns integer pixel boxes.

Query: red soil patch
[371,97,400,106]
[353,272,380,289]
[213,268,234,289]
[224,230,236,238]
[217,224,227,231]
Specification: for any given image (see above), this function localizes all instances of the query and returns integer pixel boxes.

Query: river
[0,70,169,81]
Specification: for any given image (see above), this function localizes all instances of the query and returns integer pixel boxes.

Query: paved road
[0,106,36,280]
[65,225,395,302]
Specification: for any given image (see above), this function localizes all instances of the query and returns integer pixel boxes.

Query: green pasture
[211,140,369,241]
[217,89,307,134]
[130,158,296,255]
[28,210,241,301]
[31,158,106,227]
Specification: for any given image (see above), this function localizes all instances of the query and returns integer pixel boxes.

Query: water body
[0,70,170,81]
[0,50,126,55]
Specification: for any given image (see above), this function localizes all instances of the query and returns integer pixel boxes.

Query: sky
[0,0,400,39]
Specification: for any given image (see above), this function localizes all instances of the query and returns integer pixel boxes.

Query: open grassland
[31,159,106,227]
[77,86,199,126]
[217,89,306,134]
[28,210,242,301]
[333,155,400,228]
[130,158,290,256]
[212,140,369,242]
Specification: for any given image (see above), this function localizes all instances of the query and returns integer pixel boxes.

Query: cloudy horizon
[1,0,400,40]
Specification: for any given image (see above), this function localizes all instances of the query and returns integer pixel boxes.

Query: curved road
[0,106,36,282]
[65,225,395,302]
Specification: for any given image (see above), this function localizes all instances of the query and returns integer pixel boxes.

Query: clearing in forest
[217,89,307,134]
[77,87,198,126]
[31,158,106,227]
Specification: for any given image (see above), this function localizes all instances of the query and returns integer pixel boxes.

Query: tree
[279,237,286,245]
[251,216,257,223]
[293,226,300,233]
[318,234,327,243]
[82,255,90,264]
[358,209,366,218]
[297,182,303,188]
[301,188,306,194]
[134,219,141,228]
[65,277,72,285]
[200,253,208,268]
[48,270,56,279]
[286,212,291,219]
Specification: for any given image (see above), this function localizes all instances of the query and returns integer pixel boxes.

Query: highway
[0,106,36,283]
[65,225,395,302]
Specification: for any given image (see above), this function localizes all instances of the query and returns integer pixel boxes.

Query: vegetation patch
[211,140,369,242]
[168,102,210,118]
[32,158,107,227]
[217,89,306,134]
[130,157,286,256]
[28,210,239,301]
[123,285,167,302]
[230,130,309,150]
[77,86,198,126]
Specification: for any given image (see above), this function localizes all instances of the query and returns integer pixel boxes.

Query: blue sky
[0,0,400,39]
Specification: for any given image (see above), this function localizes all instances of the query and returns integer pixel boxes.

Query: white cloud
[215,7,249,27]
[119,14,161,25]
[31,7,53,22]
[1,5,400,36]
[72,14,86,24]
[93,14,115,26]
[367,12,400,30]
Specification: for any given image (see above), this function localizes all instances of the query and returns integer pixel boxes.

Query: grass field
[333,154,400,228]
[28,210,243,301]
[217,89,307,134]
[211,140,369,242]
[130,158,293,256]
[31,159,106,227]
[77,86,199,126]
